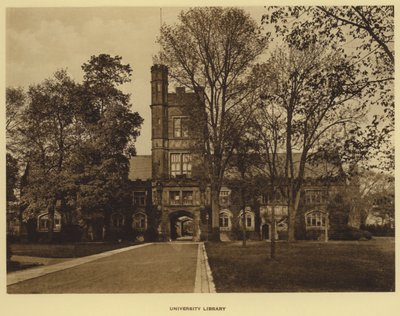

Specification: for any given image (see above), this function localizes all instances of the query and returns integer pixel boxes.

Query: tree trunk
[271,202,276,259]
[241,184,247,247]
[210,190,221,241]
[287,190,301,242]
[47,197,57,242]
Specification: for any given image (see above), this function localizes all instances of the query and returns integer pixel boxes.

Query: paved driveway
[8,243,204,294]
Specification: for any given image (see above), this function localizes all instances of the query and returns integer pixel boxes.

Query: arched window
[219,210,232,231]
[238,208,255,231]
[133,212,147,231]
[111,213,125,228]
[37,212,62,232]
[305,210,327,229]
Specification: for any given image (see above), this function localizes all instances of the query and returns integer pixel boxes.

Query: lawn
[205,238,395,292]
[8,241,139,273]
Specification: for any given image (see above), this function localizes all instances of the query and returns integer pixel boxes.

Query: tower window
[170,153,192,177]
[173,117,189,138]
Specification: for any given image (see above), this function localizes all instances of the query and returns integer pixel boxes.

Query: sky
[6,6,266,155]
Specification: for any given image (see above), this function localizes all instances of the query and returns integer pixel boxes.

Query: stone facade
[127,65,347,241]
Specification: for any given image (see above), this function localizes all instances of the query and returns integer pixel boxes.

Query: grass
[10,241,138,259]
[205,238,395,292]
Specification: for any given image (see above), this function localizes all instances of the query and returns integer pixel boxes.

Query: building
[17,64,347,242]
[127,65,347,242]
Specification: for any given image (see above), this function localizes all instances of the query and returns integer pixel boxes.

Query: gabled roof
[129,155,152,181]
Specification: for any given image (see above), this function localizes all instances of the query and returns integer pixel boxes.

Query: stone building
[17,64,347,242]
[127,64,347,242]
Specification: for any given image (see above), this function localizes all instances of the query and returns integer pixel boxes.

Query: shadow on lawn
[205,239,395,292]
[7,261,43,273]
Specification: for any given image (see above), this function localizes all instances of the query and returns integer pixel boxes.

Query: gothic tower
[150,64,169,179]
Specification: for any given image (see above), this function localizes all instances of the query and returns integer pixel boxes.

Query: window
[247,216,252,227]
[37,212,62,232]
[219,213,229,228]
[182,154,191,176]
[170,153,192,177]
[305,211,327,229]
[170,191,181,205]
[133,191,146,206]
[238,209,255,231]
[219,210,232,231]
[219,191,230,205]
[182,191,193,205]
[173,117,189,138]
[133,213,147,230]
[111,213,124,228]
[262,190,285,204]
[39,218,48,231]
[305,190,327,204]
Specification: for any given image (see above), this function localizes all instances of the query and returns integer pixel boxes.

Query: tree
[73,54,143,239]
[6,153,19,203]
[13,54,143,241]
[18,70,78,241]
[157,7,267,241]
[258,43,365,241]
[226,135,261,247]
[251,79,287,257]
[263,6,394,172]
[6,87,26,159]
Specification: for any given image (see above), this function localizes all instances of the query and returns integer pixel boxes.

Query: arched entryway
[169,211,194,241]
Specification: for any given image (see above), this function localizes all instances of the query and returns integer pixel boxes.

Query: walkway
[7,242,215,294]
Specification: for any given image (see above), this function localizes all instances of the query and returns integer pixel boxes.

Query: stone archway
[169,211,194,241]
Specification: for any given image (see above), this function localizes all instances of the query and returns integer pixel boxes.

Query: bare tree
[258,44,366,241]
[157,7,267,241]
[263,6,394,172]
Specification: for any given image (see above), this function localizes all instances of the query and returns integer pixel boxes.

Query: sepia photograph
[3,1,397,312]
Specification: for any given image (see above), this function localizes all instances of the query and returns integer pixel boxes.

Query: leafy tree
[6,87,26,158]
[73,54,143,239]
[157,7,267,241]
[6,153,19,203]
[18,70,77,241]
[12,54,143,241]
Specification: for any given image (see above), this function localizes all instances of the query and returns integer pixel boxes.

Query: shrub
[330,226,372,241]
[361,224,395,237]
[26,218,38,242]
[277,230,288,241]
[6,234,12,262]
[232,226,251,240]
[144,227,158,242]
[60,224,83,243]
[306,229,324,240]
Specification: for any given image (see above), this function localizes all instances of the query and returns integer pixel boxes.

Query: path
[7,243,215,294]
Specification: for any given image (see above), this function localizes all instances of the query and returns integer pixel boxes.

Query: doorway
[169,211,194,241]
[262,224,270,240]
